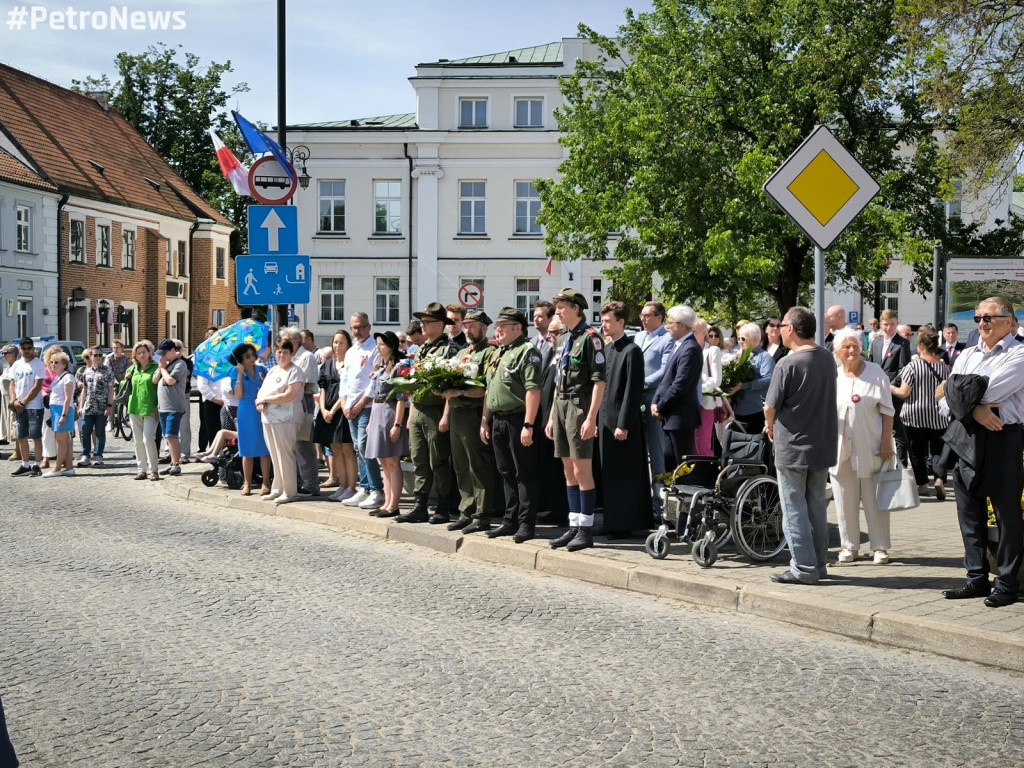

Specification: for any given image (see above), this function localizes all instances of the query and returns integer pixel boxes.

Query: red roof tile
[0,147,57,191]
[0,63,228,225]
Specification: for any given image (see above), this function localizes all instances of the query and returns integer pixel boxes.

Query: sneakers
[342,489,369,507]
[329,487,355,502]
[167,464,181,476]
[76,455,92,467]
[93,457,104,467]
[934,478,946,501]
[873,550,890,565]
[358,490,384,510]
[30,465,41,477]
[837,548,859,564]
[11,465,32,477]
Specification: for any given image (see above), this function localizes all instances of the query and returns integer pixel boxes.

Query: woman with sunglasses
[231,342,271,496]
[127,341,160,480]
[762,318,788,363]
[43,351,76,477]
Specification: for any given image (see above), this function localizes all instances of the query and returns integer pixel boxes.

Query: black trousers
[492,411,539,529]
[953,427,1024,595]
[198,399,221,451]
[735,411,765,436]
[662,428,695,472]
[0,695,18,768]
[905,425,946,486]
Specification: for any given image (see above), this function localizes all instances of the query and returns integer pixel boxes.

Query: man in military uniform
[481,307,543,542]
[440,308,496,533]
[396,302,462,524]
[545,288,606,552]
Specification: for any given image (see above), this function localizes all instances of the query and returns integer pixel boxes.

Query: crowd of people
[1,293,1021,606]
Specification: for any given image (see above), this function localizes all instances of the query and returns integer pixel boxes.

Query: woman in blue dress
[231,342,271,495]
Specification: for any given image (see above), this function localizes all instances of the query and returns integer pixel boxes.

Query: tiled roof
[289,112,418,131]
[0,147,56,192]
[428,42,563,66]
[0,63,228,224]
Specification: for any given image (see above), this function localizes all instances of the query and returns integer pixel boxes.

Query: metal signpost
[763,125,880,344]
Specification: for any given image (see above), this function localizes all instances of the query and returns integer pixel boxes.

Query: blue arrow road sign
[247,205,299,255]
[236,254,310,306]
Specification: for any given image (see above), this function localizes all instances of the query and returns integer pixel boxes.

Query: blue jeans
[776,465,830,583]
[81,413,107,457]
[349,408,382,492]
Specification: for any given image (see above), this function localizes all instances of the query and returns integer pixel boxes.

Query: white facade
[288,38,618,334]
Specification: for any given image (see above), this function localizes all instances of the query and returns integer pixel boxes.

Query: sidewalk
[163,464,1024,673]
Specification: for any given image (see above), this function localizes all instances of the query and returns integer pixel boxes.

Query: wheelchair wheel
[225,468,245,490]
[731,475,786,561]
[692,533,718,568]
[645,532,670,560]
[201,469,219,487]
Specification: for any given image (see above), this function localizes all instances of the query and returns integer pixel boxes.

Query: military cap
[553,287,588,310]
[495,307,529,327]
[413,301,454,324]
[464,308,493,325]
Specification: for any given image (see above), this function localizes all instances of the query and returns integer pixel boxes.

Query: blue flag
[231,110,296,183]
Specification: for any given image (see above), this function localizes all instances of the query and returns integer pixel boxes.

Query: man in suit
[651,305,703,470]
[632,301,674,518]
[941,323,966,367]
[870,309,912,462]
[531,301,556,369]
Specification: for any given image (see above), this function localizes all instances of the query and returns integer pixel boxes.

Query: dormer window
[459,98,488,128]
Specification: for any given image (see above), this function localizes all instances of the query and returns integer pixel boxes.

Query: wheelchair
[645,423,787,567]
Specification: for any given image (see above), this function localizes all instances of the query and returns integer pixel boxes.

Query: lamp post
[285,145,311,189]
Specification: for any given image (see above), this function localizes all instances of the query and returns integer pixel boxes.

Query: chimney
[86,91,110,113]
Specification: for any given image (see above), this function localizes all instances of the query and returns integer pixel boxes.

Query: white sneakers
[329,487,356,502]
[342,489,369,507]
[837,548,859,564]
[873,550,890,565]
[358,490,384,510]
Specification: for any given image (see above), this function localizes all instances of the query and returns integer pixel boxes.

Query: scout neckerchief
[557,321,590,385]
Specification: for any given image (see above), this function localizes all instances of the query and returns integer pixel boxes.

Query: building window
[319,180,346,233]
[17,298,31,338]
[215,247,225,280]
[212,309,225,326]
[374,277,400,324]
[514,181,542,235]
[70,219,86,263]
[177,240,187,276]
[591,278,604,324]
[459,98,488,128]
[166,241,173,275]
[15,206,30,252]
[946,180,963,232]
[459,181,486,234]
[122,229,136,269]
[373,181,402,235]
[879,280,899,313]
[97,225,111,267]
[514,98,543,128]
[320,277,345,323]
[515,278,541,315]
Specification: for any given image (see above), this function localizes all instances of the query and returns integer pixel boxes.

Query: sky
[0,0,653,127]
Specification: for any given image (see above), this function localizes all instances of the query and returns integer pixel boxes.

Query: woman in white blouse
[255,339,306,504]
[693,318,722,456]
[831,327,897,564]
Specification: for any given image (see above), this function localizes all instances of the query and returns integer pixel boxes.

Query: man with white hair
[280,325,321,497]
[650,305,703,469]
[729,322,775,435]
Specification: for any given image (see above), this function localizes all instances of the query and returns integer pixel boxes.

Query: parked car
[26,337,87,372]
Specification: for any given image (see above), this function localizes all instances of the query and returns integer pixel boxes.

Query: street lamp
[285,144,311,189]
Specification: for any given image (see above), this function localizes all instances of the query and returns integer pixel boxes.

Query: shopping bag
[875,459,920,511]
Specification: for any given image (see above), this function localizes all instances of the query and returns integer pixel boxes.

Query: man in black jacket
[870,309,912,462]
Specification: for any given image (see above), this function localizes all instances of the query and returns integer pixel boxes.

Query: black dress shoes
[395,508,429,524]
[461,520,491,535]
[942,580,991,600]
[770,571,810,585]
[512,526,535,543]
[429,513,451,525]
[486,524,517,539]
[984,590,1017,608]
[447,518,472,531]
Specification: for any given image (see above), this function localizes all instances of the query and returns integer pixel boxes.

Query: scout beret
[553,288,588,310]
[464,308,493,325]
[496,307,529,326]
[413,301,453,324]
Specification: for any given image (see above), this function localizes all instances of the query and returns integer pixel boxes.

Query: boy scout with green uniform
[481,307,543,543]
[545,288,606,552]
[440,308,496,534]
[395,302,462,524]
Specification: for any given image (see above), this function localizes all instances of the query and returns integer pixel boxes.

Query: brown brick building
[0,63,237,351]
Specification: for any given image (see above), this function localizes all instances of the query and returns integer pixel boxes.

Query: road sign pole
[815,245,825,346]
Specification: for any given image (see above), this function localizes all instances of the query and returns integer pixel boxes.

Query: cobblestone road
[1,457,1022,767]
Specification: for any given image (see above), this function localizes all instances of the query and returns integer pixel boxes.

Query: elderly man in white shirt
[280,326,321,498]
[337,312,384,509]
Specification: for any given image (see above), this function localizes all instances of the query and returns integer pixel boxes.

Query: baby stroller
[645,422,786,567]
[200,440,262,491]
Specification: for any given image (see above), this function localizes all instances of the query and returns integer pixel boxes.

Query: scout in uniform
[441,308,496,533]
[545,288,606,552]
[480,307,543,543]
[395,302,462,524]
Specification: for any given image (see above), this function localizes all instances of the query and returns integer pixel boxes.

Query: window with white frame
[459,98,487,128]
[212,309,225,326]
[374,277,400,324]
[514,181,542,235]
[946,180,963,231]
[97,225,111,267]
[515,278,541,315]
[177,240,187,276]
[15,205,30,252]
[514,97,543,128]
[373,181,402,235]
[320,277,345,322]
[319,180,346,233]
[165,241,173,275]
[591,278,604,324]
[122,228,136,269]
[459,181,486,234]
[70,219,85,263]
[215,247,226,280]
[879,280,899,313]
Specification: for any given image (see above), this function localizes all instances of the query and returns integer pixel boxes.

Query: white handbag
[875,459,920,512]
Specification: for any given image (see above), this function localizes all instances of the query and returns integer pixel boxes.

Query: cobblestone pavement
[2,447,1023,767]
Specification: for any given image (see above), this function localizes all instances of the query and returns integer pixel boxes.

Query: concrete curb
[165,478,1024,673]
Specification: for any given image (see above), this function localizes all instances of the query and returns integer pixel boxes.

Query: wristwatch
[523,423,534,429]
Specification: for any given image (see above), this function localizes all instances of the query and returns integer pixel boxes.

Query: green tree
[538,0,969,316]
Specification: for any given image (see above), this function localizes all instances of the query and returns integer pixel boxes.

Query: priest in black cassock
[597,301,653,537]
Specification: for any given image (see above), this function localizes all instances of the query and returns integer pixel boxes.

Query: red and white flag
[544,256,553,275]
[208,128,251,197]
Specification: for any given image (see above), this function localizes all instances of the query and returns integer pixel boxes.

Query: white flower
[460,362,479,378]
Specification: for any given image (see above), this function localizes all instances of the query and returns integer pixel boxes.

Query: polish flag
[209,129,251,197]
[544,256,553,275]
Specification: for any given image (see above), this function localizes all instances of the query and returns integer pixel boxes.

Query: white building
[288,38,617,333]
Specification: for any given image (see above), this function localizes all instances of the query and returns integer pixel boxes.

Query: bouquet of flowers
[717,346,756,397]
[389,357,485,404]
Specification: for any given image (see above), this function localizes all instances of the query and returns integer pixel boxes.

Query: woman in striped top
[893,327,950,500]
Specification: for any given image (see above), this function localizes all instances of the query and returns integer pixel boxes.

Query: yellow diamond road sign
[764,126,880,250]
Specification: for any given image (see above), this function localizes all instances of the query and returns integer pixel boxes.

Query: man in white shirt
[338,312,383,508]
[8,340,45,476]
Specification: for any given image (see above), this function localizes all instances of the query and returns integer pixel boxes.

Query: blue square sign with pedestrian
[237,255,310,306]
[248,205,299,255]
